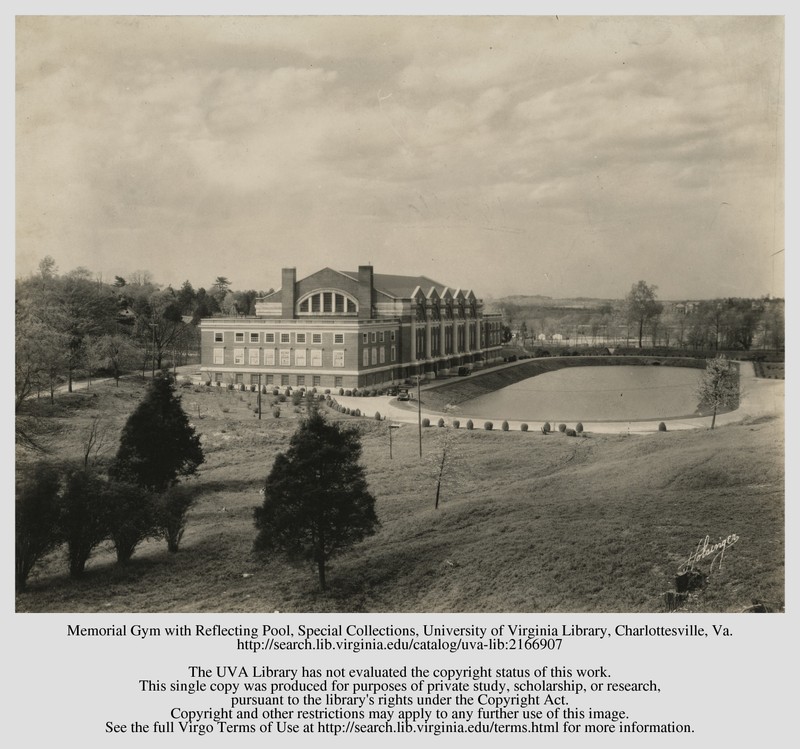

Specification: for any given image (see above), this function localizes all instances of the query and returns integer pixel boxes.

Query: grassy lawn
[15,377,784,613]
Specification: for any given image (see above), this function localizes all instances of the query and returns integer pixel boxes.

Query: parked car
[397,390,410,402]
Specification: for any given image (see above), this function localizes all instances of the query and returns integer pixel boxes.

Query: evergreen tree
[15,462,62,590]
[254,410,378,590]
[60,467,112,578]
[110,372,204,492]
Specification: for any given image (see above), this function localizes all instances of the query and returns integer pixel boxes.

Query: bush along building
[200,265,503,390]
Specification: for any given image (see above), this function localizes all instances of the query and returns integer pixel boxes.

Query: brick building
[200,265,503,390]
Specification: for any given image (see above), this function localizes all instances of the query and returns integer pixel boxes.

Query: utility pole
[257,374,262,420]
[149,321,158,378]
[417,374,423,457]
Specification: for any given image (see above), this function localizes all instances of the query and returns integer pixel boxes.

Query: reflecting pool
[460,366,703,422]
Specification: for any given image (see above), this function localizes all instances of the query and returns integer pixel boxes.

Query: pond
[460,365,704,422]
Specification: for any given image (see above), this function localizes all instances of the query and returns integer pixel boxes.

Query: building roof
[339,271,450,299]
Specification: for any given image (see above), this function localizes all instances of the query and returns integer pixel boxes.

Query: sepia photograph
[14,14,785,614]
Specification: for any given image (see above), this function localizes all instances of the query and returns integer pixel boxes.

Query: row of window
[214,372,342,388]
[213,345,398,368]
[362,330,396,344]
[214,331,347,345]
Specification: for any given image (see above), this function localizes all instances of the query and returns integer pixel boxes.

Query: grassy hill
[15,378,783,613]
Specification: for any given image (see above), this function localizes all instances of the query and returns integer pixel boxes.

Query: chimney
[358,265,374,319]
[281,268,297,318]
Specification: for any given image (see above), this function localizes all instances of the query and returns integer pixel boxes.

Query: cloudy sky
[15,13,784,300]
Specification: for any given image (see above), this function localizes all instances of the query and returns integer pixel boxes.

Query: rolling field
[15,377,784,613]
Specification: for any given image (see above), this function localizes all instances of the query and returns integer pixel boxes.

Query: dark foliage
[253,410,378,590]
[15,462,62,590]
[109,372,204,492]
[60,467,112,578]
[157,484,198,553]
[106,481,158,564]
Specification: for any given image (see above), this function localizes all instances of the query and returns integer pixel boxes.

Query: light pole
[389,424,399,459]
[257,374,262,420]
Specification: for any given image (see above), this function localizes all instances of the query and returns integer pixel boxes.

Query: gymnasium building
[200,265,503,390]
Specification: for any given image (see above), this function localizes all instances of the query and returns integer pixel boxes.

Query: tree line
[495,281,784,352]
[15,257,273,439]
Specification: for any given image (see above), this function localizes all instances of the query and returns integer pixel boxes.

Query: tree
[157,483,198,553]
[253,410,378,590]
[59,467,112,578]
[696,356,739,429]
[625,280,663,348]
[15,462,62,590]
[109,372,204,492]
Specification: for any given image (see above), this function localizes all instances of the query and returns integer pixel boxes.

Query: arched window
[297,290,358,316]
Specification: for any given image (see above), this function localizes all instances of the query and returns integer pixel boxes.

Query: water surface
[461,366,703,422]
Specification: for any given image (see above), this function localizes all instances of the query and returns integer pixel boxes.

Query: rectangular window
[312,333,322,344]
[313,375,321,387]
[311,294,320,313]
[281,375,289,386]
[391,345,396,362]
[279,350,291,366]
[266,375,274,385]
[295,349,307,367]
[379,331,385,343]
[214,372,224,382]
[362,332,368,344]
[297,375,305,387]
[280,333,290,344]
[363,349,369,366]
[333,350,345,368]
[265,332,275,343]
[334,295,344,313]
[334,376,343,387]
[235,332,244,342]
[248,349,260,365]
[380,348,385,364]
[233,348,245,364]
[323,292,333,312]
[264,350,275,366]
[250,374,261,385]
[214,332,223,342]
[310,350,322,367]
[334,333,344,344]
[296,333,306,344]
[213,348,224,365]
[249,332,259,343]
[371,331,377,343]
[371,348,378,365]
[235,373,244,384]
[391,331,396,341]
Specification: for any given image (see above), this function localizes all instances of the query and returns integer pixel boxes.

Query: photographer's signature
[678,533,740,575]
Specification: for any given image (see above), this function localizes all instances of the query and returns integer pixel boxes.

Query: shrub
[658,422,667,431]
[542,422,551,434]
[284,388,292,398]
[272,388,279,396]
[59,467,112,578]
[325,389,331,395]
[453,419,460,429]
[422,417,431,428]
[466,419,474,430]
[437,418,445,427]
[345,389,352,396]
[558,423,567,432]
[375,412,382,420]
[157,484,197,553]
[520,423,528,432]
[354,409,361,417]
[484,421,493,430]
[501,420,509,431]
[278,394,287,402]
[566,428,577,437]
[205,380,212,387]
[575,422,584,433]
[261,385,268,394]
[106,481,158,565]
[272,406,281,418]
[227,383,234,390]
[338,388,344,395]
[15,462,62,590]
